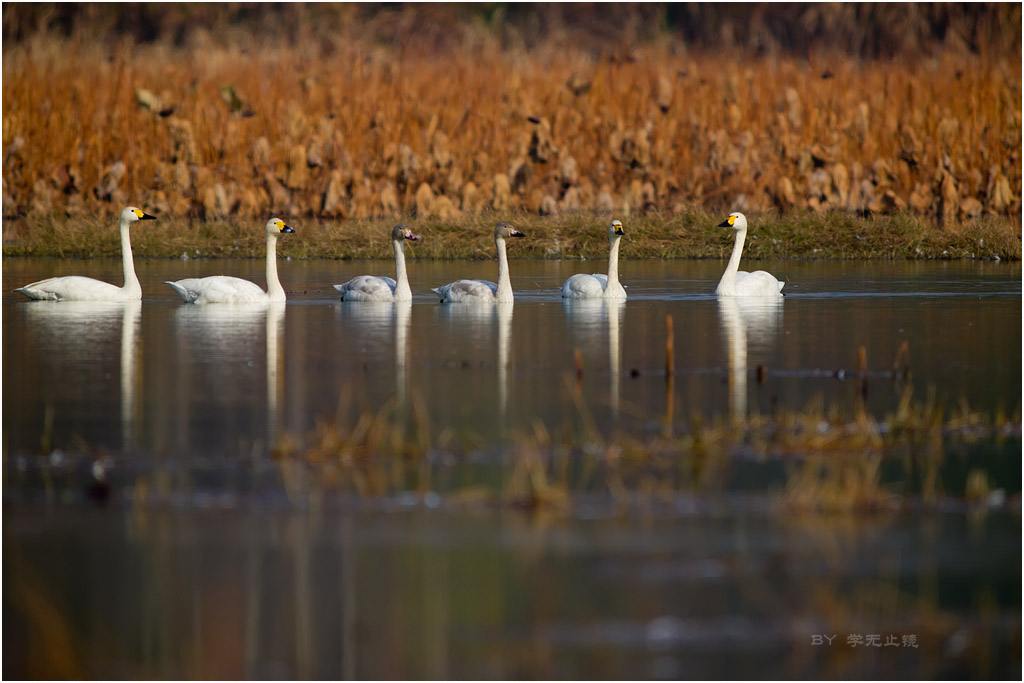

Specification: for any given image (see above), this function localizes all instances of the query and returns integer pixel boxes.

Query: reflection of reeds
[274,382,1020,513]
[2,5,1020,249]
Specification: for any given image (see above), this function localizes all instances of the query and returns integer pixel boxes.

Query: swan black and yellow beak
[280,223,295,233]
[135,210,157,220]
[718,216,737,228]
[614,224,625,236]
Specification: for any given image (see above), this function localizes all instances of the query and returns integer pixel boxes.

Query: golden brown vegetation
[2,4,1021,247]
[271,379,1021,514]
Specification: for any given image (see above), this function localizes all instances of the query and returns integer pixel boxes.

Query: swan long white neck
[393,238,412,301]
[716,226,747,295]
[119,212,141,296]
[606,235,622,289]
[495,236,513,303]
[265,234,286,302]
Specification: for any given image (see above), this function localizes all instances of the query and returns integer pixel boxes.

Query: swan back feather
[562,273,607,299]
[433,279,499,302]
[16,276,125,301]
[334,275,399,301]
[166,276,269,304]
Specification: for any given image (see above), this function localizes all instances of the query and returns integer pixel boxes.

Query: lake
[3,257,1021,678]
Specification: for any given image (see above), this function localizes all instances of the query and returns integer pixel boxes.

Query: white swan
[561,219,627,299]
[714,212,784,297]
[165,218,295,303]
[14,206,156,301]
[333,224,419,301]
[432,222,524,303]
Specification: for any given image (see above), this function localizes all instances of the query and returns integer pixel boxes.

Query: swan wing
[561,273,606,299]
[733,270,785,296]
[165,276,267,304]
[562,273,627,300]
[434,279,497,302]
[334,275,397,301]
[15,275,126,301]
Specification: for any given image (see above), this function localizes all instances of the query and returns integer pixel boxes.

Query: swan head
[391,223,419,242]
[122,206,157,223]
[609,219,625,237]
[719,212,747,231]
[494,222,524,240]
[265,217,295,237]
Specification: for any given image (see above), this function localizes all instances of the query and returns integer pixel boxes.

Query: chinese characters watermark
[811,634,919,648]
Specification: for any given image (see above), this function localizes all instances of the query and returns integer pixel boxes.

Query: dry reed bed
[2,33,1021,242]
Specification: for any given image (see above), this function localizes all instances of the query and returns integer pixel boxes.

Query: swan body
[714,212,784,297]
[562,220,627,300]
[433,222,524,303]
[334,224,419,301]
[14,206,156,301]
[166,218,295,304]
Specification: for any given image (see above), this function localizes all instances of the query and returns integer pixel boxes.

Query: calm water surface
[4,258,1020,458]
[3,257,1021,678]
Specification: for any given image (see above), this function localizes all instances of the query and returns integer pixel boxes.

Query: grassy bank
[3,210,1020,261]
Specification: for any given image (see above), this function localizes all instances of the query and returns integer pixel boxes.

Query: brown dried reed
[2,13,1020,238]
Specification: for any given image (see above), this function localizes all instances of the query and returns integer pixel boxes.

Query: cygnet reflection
[336,300,412,405]
[496,302,513,417]
[437,302,513,419]
[717,297,783,416]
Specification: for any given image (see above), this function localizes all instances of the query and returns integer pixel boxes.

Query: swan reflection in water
[173,302,285,447]
[717,297,783,417]
[437,302,513,418]
[21,300,143,450]
[563,298,625,417]
[336,300,412,405]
